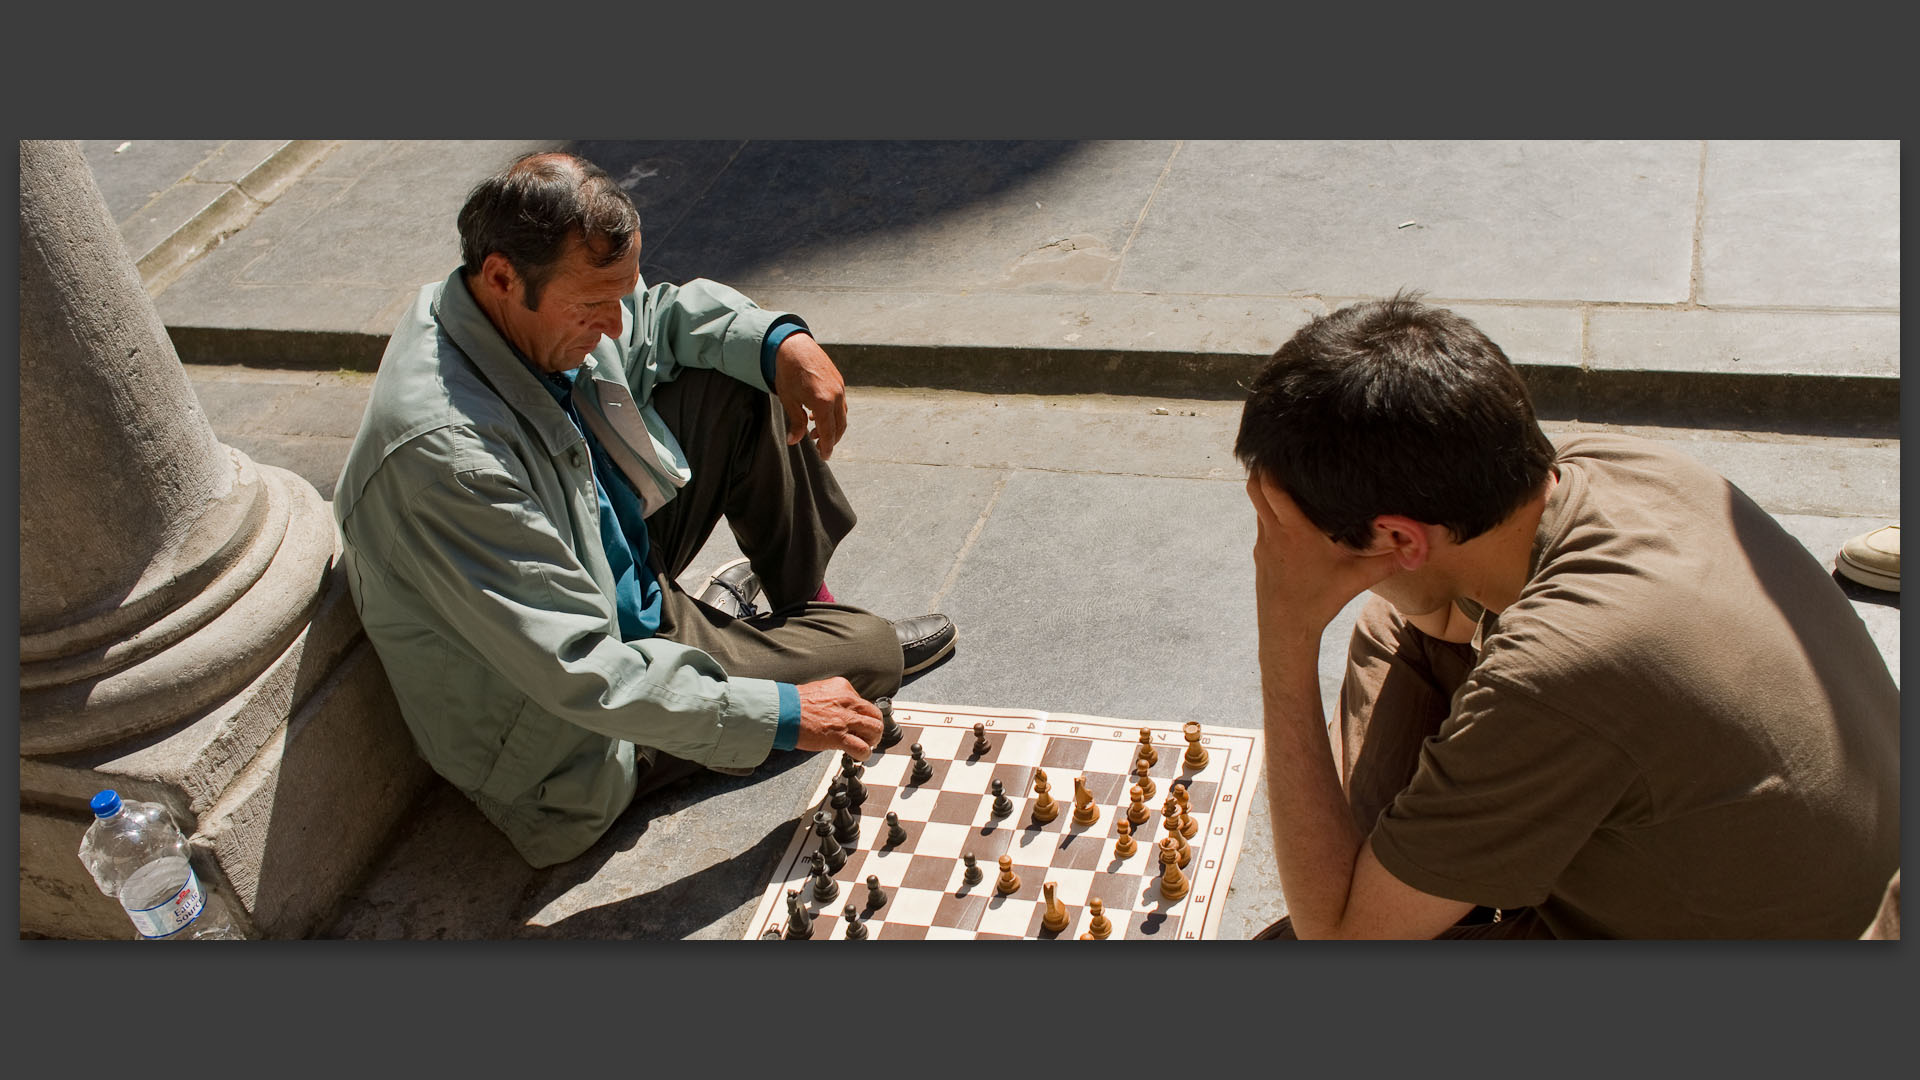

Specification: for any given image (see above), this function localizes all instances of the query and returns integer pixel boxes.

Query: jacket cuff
[772,681,802,750]
[708,675,784,767]
[710,301,786,393]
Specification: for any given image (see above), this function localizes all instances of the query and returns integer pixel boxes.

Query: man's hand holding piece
[773,332,849,460]
[794,677,882,759]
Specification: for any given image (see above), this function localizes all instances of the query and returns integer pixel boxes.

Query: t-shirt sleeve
[1368,677,1644,910]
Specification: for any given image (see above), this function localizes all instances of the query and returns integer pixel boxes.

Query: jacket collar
[432,270,583,458]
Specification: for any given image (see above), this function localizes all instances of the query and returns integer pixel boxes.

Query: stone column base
[19,563,432,939]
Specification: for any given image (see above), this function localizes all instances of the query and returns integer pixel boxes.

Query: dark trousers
[1256,596,1556,940]
[626,370,904,796]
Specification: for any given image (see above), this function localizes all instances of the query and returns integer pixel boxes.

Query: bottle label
[125,865,207,939]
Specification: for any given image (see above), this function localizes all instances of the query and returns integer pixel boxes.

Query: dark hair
[456,152,640,309]
[1233,291,1556,547]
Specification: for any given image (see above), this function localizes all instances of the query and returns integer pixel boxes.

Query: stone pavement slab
[115,141,1898,433]
[81,139,335,292]
[1700,140,1901,308]
[82,140,230,223]
[1119,140,1702,302]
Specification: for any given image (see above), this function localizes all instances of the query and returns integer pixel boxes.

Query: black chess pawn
[971,722,992,757]
[990,778,1013,818]
[865,875,888,911]
[841,759,868,809]
[908,743,934,785]
[884,811,909,848]
[843,903,868,939]
[961,851,983,887]
[762,926,784,940]
[812,811,847,874]
[812,860,840,904]
[831,788,860,846]
[876,697,903,749]
[784,889,813,940]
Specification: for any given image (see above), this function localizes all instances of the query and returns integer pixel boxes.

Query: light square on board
[977,896,1040,936]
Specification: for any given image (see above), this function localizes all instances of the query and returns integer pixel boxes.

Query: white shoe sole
[1837,555,1900,592]
[902,633,957,676]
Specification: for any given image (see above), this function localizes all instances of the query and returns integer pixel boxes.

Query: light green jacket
[335,270,792,867]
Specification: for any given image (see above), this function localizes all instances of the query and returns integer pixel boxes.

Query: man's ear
[474,252,521,304]
[1362,514,1432,571]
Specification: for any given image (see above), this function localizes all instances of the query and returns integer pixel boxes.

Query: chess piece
[1113,819,1137,859]
[1071,775,1100,826]
[1183,721,1208,770]
[1170,822,1191,868]
[1127,784,1150,826]
[884,811,909,848]
[1041,881,1070,933]
[813,811,847,874]
[1162,794,1188,848]
[784,889,813,940]
[990,778,1013,818]
[1173,783,1197,838]
[1085,897,1112,940]
[1158,837,1189,901]
[841,758,867,809]
[865,875,888,911]
[843,903,867,939]
[812,858,840,904]
[763,927,784,940]
[962,851,984,887]
[971,722,992,757]
[908,742,934,785]
[1132,756,1155,802]
[832,787,860,846]
[876,696,903,749]
[995,854,1021,895]
[1137,728,1158,767]
[1030,769,1059,824]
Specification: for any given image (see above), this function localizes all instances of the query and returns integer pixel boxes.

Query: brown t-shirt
[1369,434,1899,938]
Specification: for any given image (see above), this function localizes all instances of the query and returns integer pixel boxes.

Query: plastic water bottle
[78,789,243,940]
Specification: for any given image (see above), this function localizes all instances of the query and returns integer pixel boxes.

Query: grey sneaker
[696,557,763,617]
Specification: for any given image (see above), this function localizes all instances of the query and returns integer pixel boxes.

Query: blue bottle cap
[90,790,122,818]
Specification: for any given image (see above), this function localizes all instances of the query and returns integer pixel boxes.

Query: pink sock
[812,583,836,603]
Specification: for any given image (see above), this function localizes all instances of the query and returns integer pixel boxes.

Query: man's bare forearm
[1260,630,1368,938]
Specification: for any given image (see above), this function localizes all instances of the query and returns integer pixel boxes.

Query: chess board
[743,701,1264,940]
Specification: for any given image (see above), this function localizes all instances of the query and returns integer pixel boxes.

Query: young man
[1235,294,1898,938]
[335,152,954,868]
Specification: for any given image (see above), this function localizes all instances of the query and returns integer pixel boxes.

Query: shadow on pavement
[565,140,1082,285]
[518,746,828,939]
[1832,570,1900,609]
[524,819,798,940]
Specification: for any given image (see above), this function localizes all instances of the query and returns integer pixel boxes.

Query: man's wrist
[761,317,811,388]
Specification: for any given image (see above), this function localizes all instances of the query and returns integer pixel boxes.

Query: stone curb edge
[165,327,1899,438]
[138,141,340,295]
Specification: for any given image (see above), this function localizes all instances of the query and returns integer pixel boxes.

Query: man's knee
[838,611,904,700]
